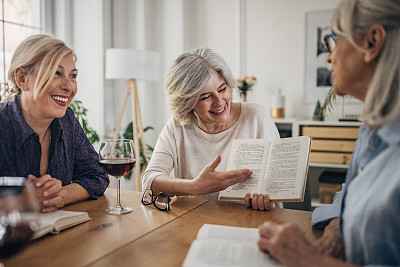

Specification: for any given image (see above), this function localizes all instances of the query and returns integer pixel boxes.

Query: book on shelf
[218,136,311,202]
[32,210,91,240]
[183,224,283,267]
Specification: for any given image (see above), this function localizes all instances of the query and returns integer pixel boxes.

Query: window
[0,0,43,100]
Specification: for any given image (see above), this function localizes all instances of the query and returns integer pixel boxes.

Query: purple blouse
[0,97,109,199]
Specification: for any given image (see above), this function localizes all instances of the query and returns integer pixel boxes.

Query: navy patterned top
[0,97,109,199]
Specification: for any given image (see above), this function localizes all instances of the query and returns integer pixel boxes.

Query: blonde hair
[6,34,76,101]
[332,0,400,128]
[165,48,237,125]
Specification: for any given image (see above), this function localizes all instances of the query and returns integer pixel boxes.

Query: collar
[377,115,400,146]
[9,96,64,148]
[9,96,37,149]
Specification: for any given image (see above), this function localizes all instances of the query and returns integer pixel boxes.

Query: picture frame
[304,10,334,103]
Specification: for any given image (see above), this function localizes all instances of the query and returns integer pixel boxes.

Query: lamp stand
[112,79,147,191]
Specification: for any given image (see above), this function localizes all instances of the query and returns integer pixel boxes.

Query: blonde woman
[258,0,400,265]
[0,34,108,212]
[142,48,280,210]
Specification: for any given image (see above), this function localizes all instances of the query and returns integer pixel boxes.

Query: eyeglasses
[141,189,177,211]
[324,33,337,53]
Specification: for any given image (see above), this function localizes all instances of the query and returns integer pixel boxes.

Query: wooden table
[4,190,322,267]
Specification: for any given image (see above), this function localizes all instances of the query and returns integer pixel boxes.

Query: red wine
[99,159,136,177]
[0,222,34,258]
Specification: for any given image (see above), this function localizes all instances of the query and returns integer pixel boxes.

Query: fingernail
[43,200,48,205]
[36,182,41,186]
[44,191,48,196]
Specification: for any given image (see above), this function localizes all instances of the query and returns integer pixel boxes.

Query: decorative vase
[270,88,285,119]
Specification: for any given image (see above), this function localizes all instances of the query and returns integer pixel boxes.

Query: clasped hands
[193,154,273,211]
[28,174,67,213]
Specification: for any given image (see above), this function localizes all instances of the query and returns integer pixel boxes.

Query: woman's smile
[51,95,70,106]
[209,105,226,115]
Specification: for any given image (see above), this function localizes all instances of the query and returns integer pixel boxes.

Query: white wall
[71,0,106,146]
[52,0,363,150]
[50,0,108,149]
[246,0,343,119]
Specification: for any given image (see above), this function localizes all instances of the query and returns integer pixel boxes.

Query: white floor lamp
[105,49,160,191]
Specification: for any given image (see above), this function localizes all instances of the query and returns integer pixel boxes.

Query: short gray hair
[332,0,400,128]
[165,47,237,125]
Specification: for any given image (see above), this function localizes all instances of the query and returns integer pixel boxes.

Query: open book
[219,136,311,202]
[183,224,283,267]
[32,210,91,240]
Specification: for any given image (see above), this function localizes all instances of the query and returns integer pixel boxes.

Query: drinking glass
[0,177,40,259]
[99,139,135,215]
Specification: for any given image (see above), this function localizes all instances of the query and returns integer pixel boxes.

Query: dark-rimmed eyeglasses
[324,33,337,53]
[141,189,176,211]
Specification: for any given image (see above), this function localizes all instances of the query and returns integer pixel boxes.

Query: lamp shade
[105,48,160,81]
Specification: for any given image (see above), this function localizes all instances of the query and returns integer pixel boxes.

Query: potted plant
[313,87,336,121]
[237,76,257,102]
[69,100,99,144]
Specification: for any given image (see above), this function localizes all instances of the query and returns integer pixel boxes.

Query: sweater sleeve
[141,118,176,190]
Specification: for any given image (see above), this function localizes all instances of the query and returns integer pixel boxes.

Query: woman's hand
[244,193,273,211]
[28,174,67,213]
[258,222,350,267]
[192,154,253,195]
[258,222,320,267]
[312,218,345,259]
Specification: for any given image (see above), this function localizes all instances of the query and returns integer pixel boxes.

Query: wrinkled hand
[258,222,318,267]
[244,193,273,211]
[28,174,67,213]
[312,218,345,259]
[193,154,253,195]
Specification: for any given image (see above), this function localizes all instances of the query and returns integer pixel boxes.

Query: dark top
[0,97,109,199]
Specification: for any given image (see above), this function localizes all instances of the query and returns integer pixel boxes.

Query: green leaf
[69,100,99,145]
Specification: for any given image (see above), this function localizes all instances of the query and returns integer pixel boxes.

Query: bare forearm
[151,175,197,196]
[313,218,345,259]
[63,183,90,205]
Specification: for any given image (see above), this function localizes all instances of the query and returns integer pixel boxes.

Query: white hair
[165,48,237,125]
[332,0,400,128]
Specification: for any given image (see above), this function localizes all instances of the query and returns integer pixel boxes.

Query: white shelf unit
[274,119,361,208]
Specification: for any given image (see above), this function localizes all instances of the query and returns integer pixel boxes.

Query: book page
[32,210,91,239]
[219,139,270,199]
[183,241,282,267]
[197,224,259,243]
[183,224,283,267]
[262,136,310,200]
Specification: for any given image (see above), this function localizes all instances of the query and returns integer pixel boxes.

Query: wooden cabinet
[301,126,359,139]
[274,119,361,208]
[301,125,359,165]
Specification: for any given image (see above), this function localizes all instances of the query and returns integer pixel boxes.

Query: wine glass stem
[117,178,121,207]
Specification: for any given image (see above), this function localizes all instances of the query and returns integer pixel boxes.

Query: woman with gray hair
[258,0,400,265]
[142,48,280,210]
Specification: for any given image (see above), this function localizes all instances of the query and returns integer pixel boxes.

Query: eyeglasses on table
[141,189,177,212]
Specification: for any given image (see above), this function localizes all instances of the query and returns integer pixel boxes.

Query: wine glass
[99,139,135,215]
[0,177,40,259]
